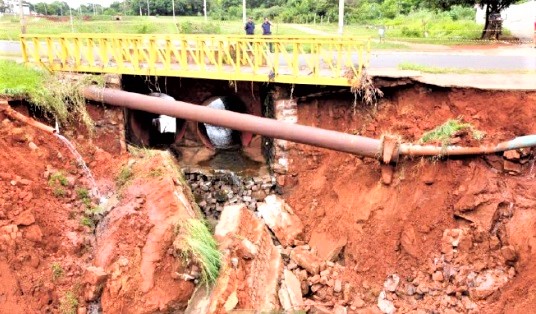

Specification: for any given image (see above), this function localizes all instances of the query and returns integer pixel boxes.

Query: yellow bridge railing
[20,34,370,86]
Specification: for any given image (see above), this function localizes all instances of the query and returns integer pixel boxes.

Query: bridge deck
[20,34,370,87]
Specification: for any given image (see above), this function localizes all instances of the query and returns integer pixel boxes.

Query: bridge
[20,34,370,87]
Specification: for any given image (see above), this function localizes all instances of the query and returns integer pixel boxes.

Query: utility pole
[19,0,26,34]
[69,5,73,32]
[203,0,207,22]
[172,0,176,22]
[338,0,344,35]
[242,0,246,23]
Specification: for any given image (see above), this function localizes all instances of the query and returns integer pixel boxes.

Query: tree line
[2,0,523,39]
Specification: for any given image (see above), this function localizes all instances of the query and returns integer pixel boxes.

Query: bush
[136,23,158,34]
[448,5,476,21]
[400,26,422,37]
[177,21,221,34]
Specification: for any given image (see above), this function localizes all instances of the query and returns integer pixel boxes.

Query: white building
[4,0,31,15]
[476,1,536,39]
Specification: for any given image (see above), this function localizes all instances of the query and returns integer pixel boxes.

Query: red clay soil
[283,86,536,312]
[0,108,110,313]
[0,103,196,313]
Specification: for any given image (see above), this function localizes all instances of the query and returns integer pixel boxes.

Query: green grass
[49,172,69,187]
[58,291,78,314]
[0,60,100,129]
[80,216,95,228]
[48,171,68,197]
[176,219,221,285]
[0,15,305,39]
[51,262,64,280]
[420,118,485,146]
[0,60,47,98]
[398,62,536,74]
[116,165,133,188]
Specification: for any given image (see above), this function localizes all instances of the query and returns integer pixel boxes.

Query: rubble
[258,195,304,246]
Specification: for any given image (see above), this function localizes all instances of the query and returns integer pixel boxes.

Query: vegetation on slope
[174,219,222,285]
[0,60,100,130]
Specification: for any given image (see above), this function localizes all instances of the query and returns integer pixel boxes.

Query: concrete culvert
[197,96,252,149]
[125,93,186,147]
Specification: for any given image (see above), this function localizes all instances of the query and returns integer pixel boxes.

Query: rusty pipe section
[0,102,56,134]
[83,86,383,158]
[399,135,536,156]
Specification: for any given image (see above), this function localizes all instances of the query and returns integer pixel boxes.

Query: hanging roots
[346,67,384,113]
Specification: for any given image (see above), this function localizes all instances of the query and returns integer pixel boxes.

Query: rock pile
[183,170,276,219]
[377,227,516,313]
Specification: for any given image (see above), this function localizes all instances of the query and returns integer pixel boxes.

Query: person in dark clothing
[262,17,273,52]
[244,17,255,35]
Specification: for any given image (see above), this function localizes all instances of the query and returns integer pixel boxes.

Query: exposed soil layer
[283,86,536,312]
[0,103,196,313]
[0,106,117,313]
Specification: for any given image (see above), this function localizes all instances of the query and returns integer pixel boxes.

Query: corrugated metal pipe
[83,87,536,161]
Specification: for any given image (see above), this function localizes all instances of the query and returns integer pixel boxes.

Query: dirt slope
[284,86,536,312]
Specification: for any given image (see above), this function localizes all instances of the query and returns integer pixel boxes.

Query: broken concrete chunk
[214,204,244,248]
[237,238,258,260]
[503,150,520,160]
[223,291,238,313]
[503,160,522,174]
[257,195,303,246]
[290,246,322,275]
[383,274,400,292]
[278,285,293,311]
[309,230,347,262]
[469,269,509,300]
[377,291,395,314]
[283,269,304,310]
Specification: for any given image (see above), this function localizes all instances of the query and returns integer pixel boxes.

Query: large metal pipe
[399,135,536,156]
[84,87,536,160]
[83,86,383,158]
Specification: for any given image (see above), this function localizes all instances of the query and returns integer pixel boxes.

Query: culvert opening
[196,96,251,150]
[125,93,186,147]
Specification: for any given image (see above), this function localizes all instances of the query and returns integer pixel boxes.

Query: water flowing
[55,133,101,200]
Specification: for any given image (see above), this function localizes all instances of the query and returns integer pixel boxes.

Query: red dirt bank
[283,86,536,312]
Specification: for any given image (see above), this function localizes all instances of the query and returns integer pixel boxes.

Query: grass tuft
[51,262,64,280]
[58,291,78,314]
[175,219,221,285]
[419,118,485,146]
[116,165,133,188]
[80,216,95,228]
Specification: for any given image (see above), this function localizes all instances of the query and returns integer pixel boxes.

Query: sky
[26,0,116,9]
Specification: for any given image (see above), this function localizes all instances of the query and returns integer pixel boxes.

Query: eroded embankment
[280,86,536,312]
[0,105,208,313]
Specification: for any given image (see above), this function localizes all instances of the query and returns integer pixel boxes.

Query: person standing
[262,17,273,52]
[244,17,255,35]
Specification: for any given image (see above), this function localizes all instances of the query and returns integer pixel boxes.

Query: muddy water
[198,149,263,177]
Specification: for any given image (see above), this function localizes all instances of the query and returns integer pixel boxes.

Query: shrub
[177,21,221,34]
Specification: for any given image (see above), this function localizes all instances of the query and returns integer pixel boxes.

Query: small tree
[424,0,517,40]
